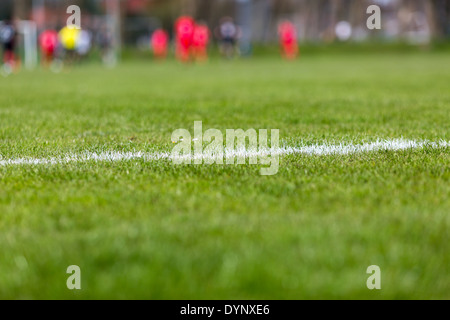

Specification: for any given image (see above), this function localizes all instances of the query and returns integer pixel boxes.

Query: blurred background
[0,0,449,69]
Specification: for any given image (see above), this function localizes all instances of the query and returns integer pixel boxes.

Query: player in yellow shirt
[59,26,80,50]
[59,26,80,64]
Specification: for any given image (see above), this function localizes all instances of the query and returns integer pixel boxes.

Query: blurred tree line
[171,0,450,42]
[3,0,450,43]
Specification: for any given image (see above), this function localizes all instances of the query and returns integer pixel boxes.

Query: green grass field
[0,51,449,299]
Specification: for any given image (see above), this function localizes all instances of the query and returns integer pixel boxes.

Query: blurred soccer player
[96,25,114,66]
[215,17,240,59]
[175,16,195,62]
[59,26,81,64]
[39,30,59,67]
[151,29,169,60]
[278,21,298,60]
[76,29,92,61]
[192,23,210,62]
[0,20,17,75]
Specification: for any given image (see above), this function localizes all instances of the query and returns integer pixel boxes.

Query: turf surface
[0,52,449,299]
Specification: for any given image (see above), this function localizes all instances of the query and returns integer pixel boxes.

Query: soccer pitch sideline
[0,52,449,299]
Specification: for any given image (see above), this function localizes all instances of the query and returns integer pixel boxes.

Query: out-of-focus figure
[215,17,240,59]
[59,26,80,64]
[151,29,169,60]
[278,21,298,60]
[59,26,80,51]
[192,22,210,62]
[335,21,352,42]
[96,25,115,66]
[76,29,92,60]
[0,20,17,75]
[39,29,59,67]
[175,16,195,62]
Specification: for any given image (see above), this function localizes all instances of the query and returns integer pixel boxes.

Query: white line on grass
[0,138,448,167]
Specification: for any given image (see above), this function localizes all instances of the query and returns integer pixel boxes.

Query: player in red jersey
[39,30,59,67]
[278,21,298,60]
[175,16,195,62]
[151,29,169,60]
[192,23,210,62]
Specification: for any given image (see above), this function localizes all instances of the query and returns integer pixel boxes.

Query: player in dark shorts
[95,25,115,66]
[0,20,17,74]
[215,17,241,59]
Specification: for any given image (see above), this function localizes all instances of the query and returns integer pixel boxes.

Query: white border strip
[0,139,448,167]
